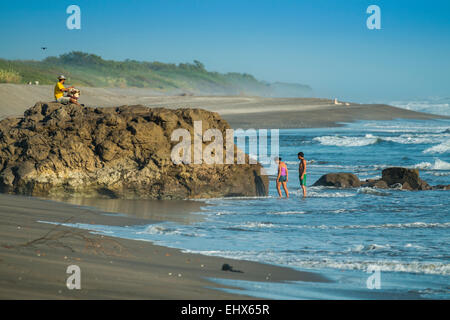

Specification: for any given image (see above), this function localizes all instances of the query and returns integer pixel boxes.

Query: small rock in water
[313,173,362,188]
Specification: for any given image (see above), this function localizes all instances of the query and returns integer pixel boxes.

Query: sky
[0,0,449,102]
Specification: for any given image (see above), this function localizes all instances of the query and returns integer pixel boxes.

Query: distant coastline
[0,83,447,129]
[0,51,312,97]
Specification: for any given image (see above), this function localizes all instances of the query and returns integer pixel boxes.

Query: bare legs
[282,182,289,198]
[277,181,289,198]
[301,185,307,198]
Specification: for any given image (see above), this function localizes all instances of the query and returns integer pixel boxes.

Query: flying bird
[41,47,47,50]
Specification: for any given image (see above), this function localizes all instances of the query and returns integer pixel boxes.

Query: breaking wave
[313,134,380,147]
[423,141,450,154]
[413,159,450,170]
[314,133,449,148]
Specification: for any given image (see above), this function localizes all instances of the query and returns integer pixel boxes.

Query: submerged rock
[0,102,268,199]
[312,172,361,188]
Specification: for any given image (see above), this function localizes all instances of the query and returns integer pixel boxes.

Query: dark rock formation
[221,263,243,273]
[0,102,268,199]
[361,179,388,189]
[314,167,444,191]
[312,172,361,188]
[380,167,431,191]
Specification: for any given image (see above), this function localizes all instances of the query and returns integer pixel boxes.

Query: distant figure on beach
[54,75,79,105]
[275,157,289,198]
[298,152,307,197]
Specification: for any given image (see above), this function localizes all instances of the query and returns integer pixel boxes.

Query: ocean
[48,99,450,299]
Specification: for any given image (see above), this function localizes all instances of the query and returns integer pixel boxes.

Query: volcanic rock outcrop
[0,102,268,199]
[379,167,430,191]
[313,167,446,191]
[312,172,361,188]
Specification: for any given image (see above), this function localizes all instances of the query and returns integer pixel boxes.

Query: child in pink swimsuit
[275,157,289,198]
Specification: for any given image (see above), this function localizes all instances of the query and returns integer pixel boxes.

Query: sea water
[48,101,450,299]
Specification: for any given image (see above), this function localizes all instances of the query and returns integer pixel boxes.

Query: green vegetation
[0,68,22,83]
[0,51,311,96]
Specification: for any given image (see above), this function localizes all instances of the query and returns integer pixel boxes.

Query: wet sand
[0,194,329,299]
[0,84,446,129]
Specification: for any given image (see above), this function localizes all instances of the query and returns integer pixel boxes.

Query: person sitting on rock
[54,75,79,105]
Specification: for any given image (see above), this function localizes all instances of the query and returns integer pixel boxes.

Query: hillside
[0,52,312,97]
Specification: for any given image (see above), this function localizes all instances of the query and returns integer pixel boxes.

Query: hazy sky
[1,0,449,101]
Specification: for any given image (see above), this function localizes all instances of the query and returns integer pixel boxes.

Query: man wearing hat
[54,75,78,105]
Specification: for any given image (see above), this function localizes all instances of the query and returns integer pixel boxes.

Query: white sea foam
[357,187,391,196]
[215,211,235,216]
[358,174,383,182]
[187,249,450,275]
[273,211,306,215]
[330,209,347,214]
[383,133,449,145]
[423,141,450,154]
[413,159,450,170]
[431,172,450,176]
[297,222,450,230]
[291,259,450,275]
[235,222,276,228]
[404,243,424,249]
[307,190,355,198]
[314,132,449,148]
[138,224,203,237]
[313,134,379,147]
[351,243,392,252]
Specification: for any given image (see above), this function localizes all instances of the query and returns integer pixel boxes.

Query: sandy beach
[0,84,446,128]
[0,84,448,300]
[0,194,328,299]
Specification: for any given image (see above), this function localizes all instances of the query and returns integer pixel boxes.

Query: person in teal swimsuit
[298,152,307,198]
[275,157,289,198]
